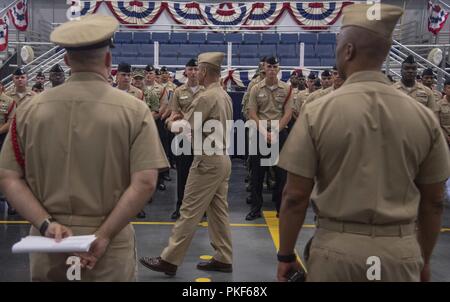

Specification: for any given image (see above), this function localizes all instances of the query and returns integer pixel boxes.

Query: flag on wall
[428,1,449,35]
[8,0,28,31]
[0,16,9,52]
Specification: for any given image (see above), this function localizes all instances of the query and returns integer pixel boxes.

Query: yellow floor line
[1,220,449,233]
[262,211,307,272]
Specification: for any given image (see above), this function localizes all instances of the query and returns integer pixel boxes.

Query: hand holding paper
[12,235,96,254]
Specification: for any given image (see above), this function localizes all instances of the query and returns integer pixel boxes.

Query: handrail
[438,0,450,11]
[2,46,63,85]
[393,40,450,77]
[0,0,20,17]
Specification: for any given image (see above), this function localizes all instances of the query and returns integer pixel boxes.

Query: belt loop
[399,225,403,238]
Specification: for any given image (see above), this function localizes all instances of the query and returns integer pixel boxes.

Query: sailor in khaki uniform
[140,52,234,276]
[319,69,333,89]
[241,57,266,120]
[246,56,293,220]
[0,89,16,215]
[421,68,442,102]
[116,62,143,100]
[49,64,66,88]
[304,67,345,106]
[393,55,438,115]
[7,68,36,107]
[438,80,450,146]
[159,66,177,172]
[0,15,169,282]
[289,69,305,121]
[292,72,316,124]
[166,58,204,220]
[277,4,450,282]
[145,65,171,191]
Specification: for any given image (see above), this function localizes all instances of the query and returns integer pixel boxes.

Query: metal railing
[0,0,20,16]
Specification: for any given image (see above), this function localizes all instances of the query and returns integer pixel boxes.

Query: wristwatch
[277,253,296,263]
[39,217,57,236]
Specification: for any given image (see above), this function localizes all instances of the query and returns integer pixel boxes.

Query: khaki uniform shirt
[0,93,15,125]
[0,72,169,217]
[241,75,263,119]
[292,89,312,116]
[437,97,450,137]
[304,86,335,105]
[184,82,233,155]
[248,79,293,122]
[121,85,143,100]
[392,81,438,114]
[170,84,204,114]
[431,88,442,102]
[6,87,36,107]
[279,71,450,225]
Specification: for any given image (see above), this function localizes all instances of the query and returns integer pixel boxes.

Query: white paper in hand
[12,235,96,254]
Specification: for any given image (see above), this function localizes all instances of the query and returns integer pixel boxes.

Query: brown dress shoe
[139,256,177,276]
[197,258,232,273]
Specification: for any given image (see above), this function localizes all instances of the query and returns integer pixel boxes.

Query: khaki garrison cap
[341,3,403,40]
[50,14,119,51]
[198,52,224,68]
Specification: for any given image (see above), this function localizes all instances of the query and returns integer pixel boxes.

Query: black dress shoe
[139,256,177,276]
[197,258,232,273]
[136,210,146,219]
[245,211,261,221]
[170,209,180,220]
[158,183,166,191]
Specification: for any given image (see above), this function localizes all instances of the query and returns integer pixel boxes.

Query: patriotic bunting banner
[243,3,286,29]
[428,1,449,35]
[79,1,102,16]
[106,1,164,26]
[66,1,102,20]
[0,16,8,52]
[289,2,352,29]
[67,1,353,30]
[166,2,206,28]
[8,0,28,31]
[199,3,252,29]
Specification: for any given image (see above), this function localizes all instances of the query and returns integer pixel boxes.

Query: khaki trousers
[30,215,137,282]
[161,155,233,266]
[306,228,423,282]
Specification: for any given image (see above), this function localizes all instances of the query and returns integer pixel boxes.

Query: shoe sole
[139,258,176,276]
[197,266,232,273]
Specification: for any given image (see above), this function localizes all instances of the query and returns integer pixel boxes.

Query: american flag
[428,0,450,35]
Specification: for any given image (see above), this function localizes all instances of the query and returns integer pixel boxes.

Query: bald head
[336,26,391,80]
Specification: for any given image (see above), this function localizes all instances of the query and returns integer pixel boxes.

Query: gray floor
[1,158,449,282]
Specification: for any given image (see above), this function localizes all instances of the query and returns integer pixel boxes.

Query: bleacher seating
[170,32,188,44]
[112,32,336,67]
[189,33,206,44]
[133,32,151,44]
[152,32,170,43]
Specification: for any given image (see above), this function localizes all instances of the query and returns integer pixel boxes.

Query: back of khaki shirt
[185,82,233,155]
[0,72,169,217]
[279,71,450,225]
